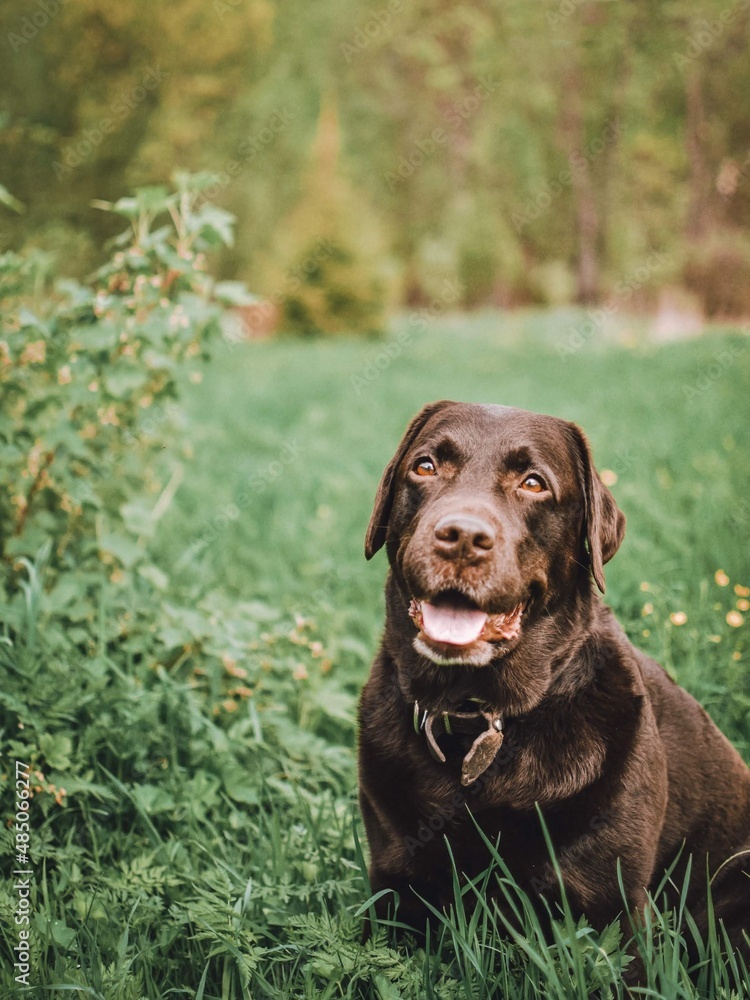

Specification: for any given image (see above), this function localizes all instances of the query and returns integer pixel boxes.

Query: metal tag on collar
[461,715,504,786]
[415,702,504,779]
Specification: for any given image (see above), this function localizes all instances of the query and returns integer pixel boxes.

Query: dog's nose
[434,514,495,561]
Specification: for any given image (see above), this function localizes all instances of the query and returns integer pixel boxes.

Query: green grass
[1,309,749,998]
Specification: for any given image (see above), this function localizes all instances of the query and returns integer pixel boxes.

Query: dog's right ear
[365,400,455,560]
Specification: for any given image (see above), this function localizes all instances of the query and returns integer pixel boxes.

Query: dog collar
[413,700,504,786]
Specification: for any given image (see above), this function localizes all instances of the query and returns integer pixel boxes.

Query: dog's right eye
[414,458,437,477]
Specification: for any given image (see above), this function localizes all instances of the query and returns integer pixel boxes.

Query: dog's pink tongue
[420,602,487,646]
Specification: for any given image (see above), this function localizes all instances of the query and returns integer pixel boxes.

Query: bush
[0,173,255,609]
[265,102,393,336]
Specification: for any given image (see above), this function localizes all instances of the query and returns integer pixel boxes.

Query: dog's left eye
[521,474,546,493]
[414,458,437,477]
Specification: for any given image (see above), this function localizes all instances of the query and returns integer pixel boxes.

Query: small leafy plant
[0,172,257,647]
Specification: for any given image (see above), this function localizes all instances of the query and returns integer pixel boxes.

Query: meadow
[1,308,749,998]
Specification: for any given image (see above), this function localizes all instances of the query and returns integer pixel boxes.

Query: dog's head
[366,401,625,670]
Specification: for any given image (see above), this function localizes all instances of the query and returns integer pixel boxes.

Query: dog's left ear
[365,400,455,560]
[566,423,626,594]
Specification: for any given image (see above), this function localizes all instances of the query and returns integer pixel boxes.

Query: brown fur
[358,401,750,952]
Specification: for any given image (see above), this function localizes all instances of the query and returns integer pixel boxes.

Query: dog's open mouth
[408,591,524,649]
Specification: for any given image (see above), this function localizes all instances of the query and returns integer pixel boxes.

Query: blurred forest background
[2,0,750,333]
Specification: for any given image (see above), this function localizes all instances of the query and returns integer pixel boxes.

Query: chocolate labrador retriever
[358,400,750,954]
